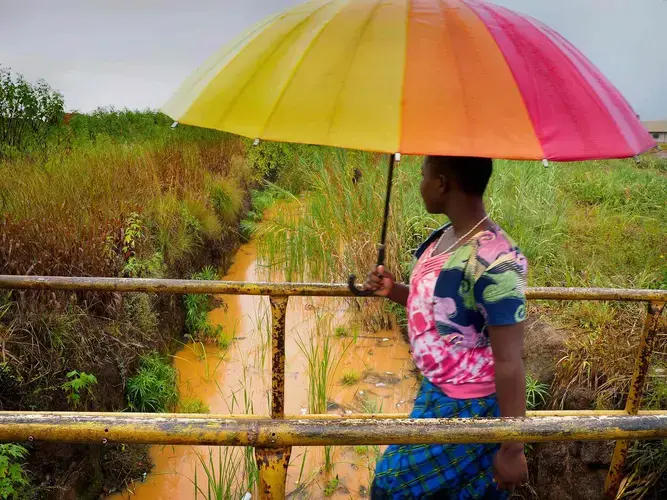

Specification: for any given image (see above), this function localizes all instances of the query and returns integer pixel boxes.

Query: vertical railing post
[604,301,665,498]
[256,296,291,500]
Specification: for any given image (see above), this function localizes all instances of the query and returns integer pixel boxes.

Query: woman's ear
[438,174,448,195]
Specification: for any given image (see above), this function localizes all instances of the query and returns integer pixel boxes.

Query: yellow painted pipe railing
[1,413,667,447]
[0,275,664,499]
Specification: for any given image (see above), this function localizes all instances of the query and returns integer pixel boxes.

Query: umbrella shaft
[377,154,396,266]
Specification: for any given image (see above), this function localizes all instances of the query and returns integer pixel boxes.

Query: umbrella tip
[170,121,178,129]
[395,152,401,162]
[542,159,549,168]
[253,138,260,146]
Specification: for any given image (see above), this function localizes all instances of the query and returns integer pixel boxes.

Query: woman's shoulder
[477,225,527,273]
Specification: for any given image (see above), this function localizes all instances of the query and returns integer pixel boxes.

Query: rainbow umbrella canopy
[163,0,655,292]
[163,0,654,160]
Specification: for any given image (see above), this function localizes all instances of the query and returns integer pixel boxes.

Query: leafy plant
[61,371,97,408]
[126,353,178,412]
[0,444,30,499]
[525,375,550,410]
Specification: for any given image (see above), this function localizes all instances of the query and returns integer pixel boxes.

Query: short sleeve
[473,252,528,326]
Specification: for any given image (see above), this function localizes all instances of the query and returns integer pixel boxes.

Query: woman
[364,156,529,499]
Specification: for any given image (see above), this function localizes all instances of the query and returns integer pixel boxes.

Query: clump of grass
[178,397,210,414]
[126,352,178,412]
[341,370,360,386]
[359,392,383,414]
[296,317,349,414]
[525,375,550,410]
[210,180,243,225]
[192,447,245,500]
[184,266,224,343]
[323,476,340,497]
[619,440,667,499]
[354,445,368,456]
[333,326,348,338]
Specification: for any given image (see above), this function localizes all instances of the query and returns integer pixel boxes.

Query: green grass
[333,326,348,338]
[192,447,245,500]
[184,267,226,344]
[323,476,340,497]
[354,445,368,456]
[126,352,178,412]
[341,370,360,386]
[258,150,667,392]
[525,375,550,410]
[295,316,349,415]
[178,397,210,414]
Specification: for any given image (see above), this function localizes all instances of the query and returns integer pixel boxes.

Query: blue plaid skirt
[372,378,507,499]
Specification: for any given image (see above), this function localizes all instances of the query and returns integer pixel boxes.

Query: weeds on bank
[126,352,178,412]
[525,375,550,410]
[184,266,229,346]
[61,370,97,409]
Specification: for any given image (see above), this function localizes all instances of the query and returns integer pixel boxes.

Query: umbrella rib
[215,0,339,131]
[326,0,385,142]
[259,0,352,139]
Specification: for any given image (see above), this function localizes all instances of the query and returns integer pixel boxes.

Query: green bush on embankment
[0,68,275,499]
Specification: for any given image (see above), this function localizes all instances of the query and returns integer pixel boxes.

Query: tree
[0,66,64,156]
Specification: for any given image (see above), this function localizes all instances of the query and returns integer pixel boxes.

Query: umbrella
[163,0,655,295]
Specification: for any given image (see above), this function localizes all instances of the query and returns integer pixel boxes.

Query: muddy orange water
[110,241,418,499]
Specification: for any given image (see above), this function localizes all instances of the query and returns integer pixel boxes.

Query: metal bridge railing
[0,275,664,500]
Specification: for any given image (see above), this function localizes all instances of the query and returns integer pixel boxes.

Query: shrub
[0,444,30,499]
[61,370,97,409]
[126,353,178,412]
[0,65,64,157]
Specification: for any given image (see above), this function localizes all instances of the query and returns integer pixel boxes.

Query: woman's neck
[446,199,490,236]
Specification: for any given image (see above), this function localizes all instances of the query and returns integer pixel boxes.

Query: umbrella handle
[347,153,396,297]
[347,246,386,297]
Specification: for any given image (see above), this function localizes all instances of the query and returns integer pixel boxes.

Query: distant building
[642,120,667,142]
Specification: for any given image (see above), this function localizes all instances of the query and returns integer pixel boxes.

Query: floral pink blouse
[407,228,527,399]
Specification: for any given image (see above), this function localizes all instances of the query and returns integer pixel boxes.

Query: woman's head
[420,156,493,214]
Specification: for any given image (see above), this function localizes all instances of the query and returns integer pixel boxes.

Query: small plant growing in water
[323,476,340,497]
[178,398,210,414]
[526,375,550,410]
[341,370,360,386]
[126,352,178,412]
[333,326,348,338]
[61,370,97,408]
[0,444,30,499]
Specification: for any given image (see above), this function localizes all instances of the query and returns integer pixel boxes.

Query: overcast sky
[1,0,665,119]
